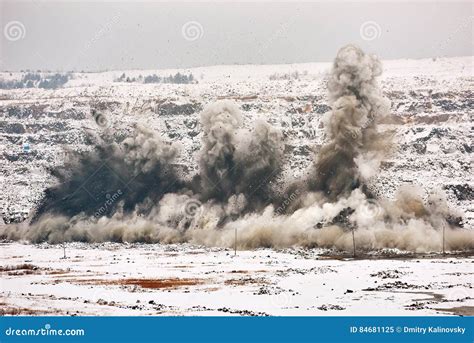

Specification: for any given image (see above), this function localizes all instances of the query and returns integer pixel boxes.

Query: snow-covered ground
[0,57,472,316]
[1,242,472,316]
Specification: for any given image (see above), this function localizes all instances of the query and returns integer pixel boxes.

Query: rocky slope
[0,56,472,227]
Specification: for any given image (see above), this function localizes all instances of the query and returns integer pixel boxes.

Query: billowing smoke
[198,100,242,200]
[233,119,284,207]
[308,45,391,199]
[6,188,470,253]
[2,45,473,253]
[31,124,185,222]
[197,101,284,212]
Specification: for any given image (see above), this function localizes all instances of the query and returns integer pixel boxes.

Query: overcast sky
[1,1,472,71]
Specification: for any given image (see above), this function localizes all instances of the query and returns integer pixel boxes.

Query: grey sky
[1,1,472,71]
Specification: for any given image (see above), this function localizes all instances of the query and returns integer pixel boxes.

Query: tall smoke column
[198,100,242,201]
[2,45,472,252]
[234,120,285,208]
[309,45,391,200]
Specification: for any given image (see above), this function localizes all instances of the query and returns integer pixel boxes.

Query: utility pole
[234,227,237,256]
[442,223,446,255]
[351,229,356,258]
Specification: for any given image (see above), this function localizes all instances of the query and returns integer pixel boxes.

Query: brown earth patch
[229,270,267,274]
[53,277,205,289]
[5,270,37,276]
[47,269,70,275]
[0,264,38,272]
[0,303,51,316]
[217,95,258,101]
[52,273,96,279]
[119,278,203,289]
[318,251,474,260]
[436,306,474,316]
[1,265,70,277]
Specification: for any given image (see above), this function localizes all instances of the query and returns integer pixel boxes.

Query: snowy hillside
[0,56,472,227]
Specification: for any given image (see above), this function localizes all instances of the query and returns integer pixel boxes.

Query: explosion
[2,45,472,253]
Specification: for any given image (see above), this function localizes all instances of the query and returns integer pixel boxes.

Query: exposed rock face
[0,57,472,227]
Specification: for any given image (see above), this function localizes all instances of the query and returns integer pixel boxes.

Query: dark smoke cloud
[31,125,185,222]
[1,45,472,253]
[308,45,391,200]
[197,101,284,211]
[198,100,242,201]
[234,119,284,207]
